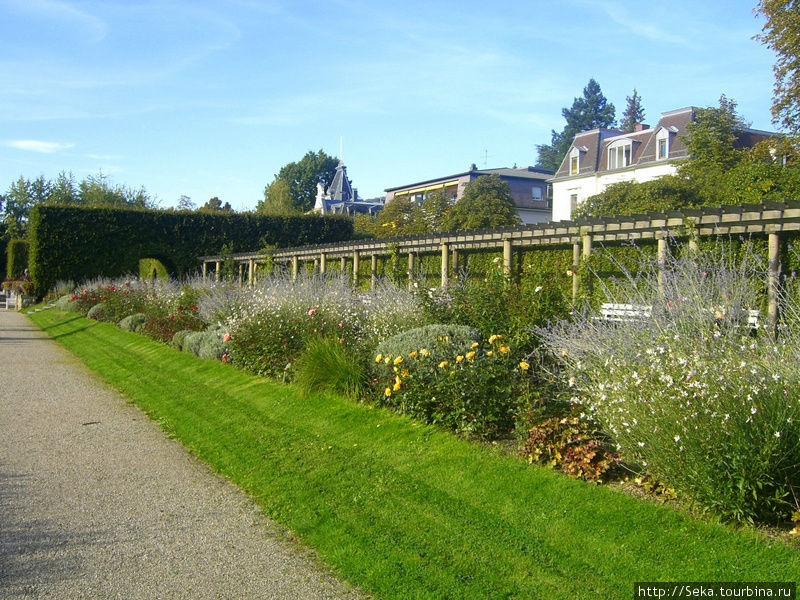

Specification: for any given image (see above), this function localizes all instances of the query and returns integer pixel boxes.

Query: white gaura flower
[774,431,781,438]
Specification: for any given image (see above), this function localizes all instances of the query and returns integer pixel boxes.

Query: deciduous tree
[444,175,520,231]
[267,149,338,213]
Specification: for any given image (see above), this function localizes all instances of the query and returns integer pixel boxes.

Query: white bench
[599,303,652,322]
[599,302,761,330]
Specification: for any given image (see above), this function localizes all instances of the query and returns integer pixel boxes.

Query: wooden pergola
[200,201,800,331]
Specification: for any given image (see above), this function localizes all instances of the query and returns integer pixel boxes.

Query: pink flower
[338,322,344,328]
[221,354,228,363]
[308,308,317,316]
[223,332,231,342]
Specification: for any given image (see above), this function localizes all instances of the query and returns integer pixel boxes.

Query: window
[570,155,578,175]
[656,129,670,160]
[570,194,578,215]
[531,186,543,201]
[608,142,631,170]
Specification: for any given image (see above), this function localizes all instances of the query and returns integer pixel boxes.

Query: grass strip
[29,311,800,599]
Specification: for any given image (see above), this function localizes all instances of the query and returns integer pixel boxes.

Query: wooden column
[657,235,668,297]
[451,249,460,277]
[441,242,449,288]
[581,231,593,299]
[407,253,415,290]
[768,231,780,335]
[202,261,207,283]
[502,238,513,279]
[248,259,255,287]
[371,254,378,289]
[291,256,299,281]
[238,263,244,287]
[215,260,221,283]
[571,241,580,303]
[353,250,360,287]
[341,256,347,273]
[319,252,327,274]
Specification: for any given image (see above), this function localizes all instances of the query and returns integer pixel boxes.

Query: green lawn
[29,310,800,599]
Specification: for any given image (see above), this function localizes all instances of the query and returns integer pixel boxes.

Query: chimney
[634,123,650,132]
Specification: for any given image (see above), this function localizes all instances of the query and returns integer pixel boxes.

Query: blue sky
[0,0,777,211]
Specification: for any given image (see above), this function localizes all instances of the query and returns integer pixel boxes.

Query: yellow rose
[466,351,476,360]
[439,360,449,369]
[498,344,510,354]
[486,350,493,357]
[375,354,383,363]
[384,356,391,364]
[394,356,403,365]
[408,351,418,359]
[384,387,392,397]
[470,342,479,349]
[401,369,409,377]
[456,355,464,363]
[419,348,430,357]
[519,360,530,370]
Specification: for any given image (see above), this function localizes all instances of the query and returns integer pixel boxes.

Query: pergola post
[238,263,244,287]
[248,259,254,287]
[353,250,360,287]
[215,260,221,283]
[502,238,513,279]
[451,249,460,278]
[371,254,377,289]
[291,256,299,281]
[202,261,208,283]
[571,241,580,303]
[657,235,668,298]
[340,256,347,273]
[768,230,781,336]
[440,242,449,288]
[319,252,327,275]
[407,252,415,291]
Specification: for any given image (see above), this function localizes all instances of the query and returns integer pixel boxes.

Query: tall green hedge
[6,238,29,279]
[28,206,353,296]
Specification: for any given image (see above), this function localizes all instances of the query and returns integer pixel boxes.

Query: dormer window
[608,141,632,170]
[656,128,673,160]
[569,147,581,175]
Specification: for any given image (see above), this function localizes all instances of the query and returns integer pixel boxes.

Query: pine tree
[619,89,646,133]
[536,79,616,171]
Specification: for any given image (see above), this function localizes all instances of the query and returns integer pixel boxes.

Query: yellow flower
[401,369,409,377]
[384,387,392,397]
[408,350,418,359]
[439,360,449,369]
[394,355,403,365]
[470,342,479,349]
[519,360,530,370]
[375,353,383,363]
[456,355,464,363]
[384,356,391,364]
[419,348,430,357]
[488,334,504,345]
[498,344,510,354]
[466,351,476,360]
[486,350,493,357]
[393,376,402,391]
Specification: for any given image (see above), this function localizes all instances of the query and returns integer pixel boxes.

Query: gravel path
[0,310,366,599]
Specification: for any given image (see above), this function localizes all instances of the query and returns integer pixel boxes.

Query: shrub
[539,241,800,523]
[118,313,147,332]
[373,334,532,440]
[182,331,206,356]
[55,294,79,312]
[517,404,620,482]
[6,238,29,280]
[293,335,367,398]
[86,302,108,321]
[198,329,226,361]
[172,329,194,351]
[375,324,480,364]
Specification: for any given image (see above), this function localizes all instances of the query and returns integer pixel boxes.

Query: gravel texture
[0,310,367,599]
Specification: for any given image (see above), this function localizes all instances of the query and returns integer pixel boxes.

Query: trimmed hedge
[6,238,29,279]
[27,205,353,296]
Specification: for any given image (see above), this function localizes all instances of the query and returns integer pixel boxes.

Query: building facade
[549,107,772,221]
[314,161,384,216]
[385,164,553,225]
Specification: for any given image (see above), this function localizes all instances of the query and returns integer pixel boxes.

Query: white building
[549,107,771,221]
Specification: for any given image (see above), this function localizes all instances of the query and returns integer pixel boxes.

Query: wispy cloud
[580,0,692,46]
[5,0,107,43]
[5,139,74,153]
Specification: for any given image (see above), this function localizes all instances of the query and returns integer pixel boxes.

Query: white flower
[534,286,543,293]
[673,435,680,443]
[775,431,781,438]
[751,406,758,415]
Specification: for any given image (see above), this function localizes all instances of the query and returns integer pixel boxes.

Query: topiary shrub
[86,302,109,321]
[375,324,480,365]
[118,313,147,333]
[198,329,226,361]
[55,293,80,312]
[172,329,194,351]
[182,331,205,356]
